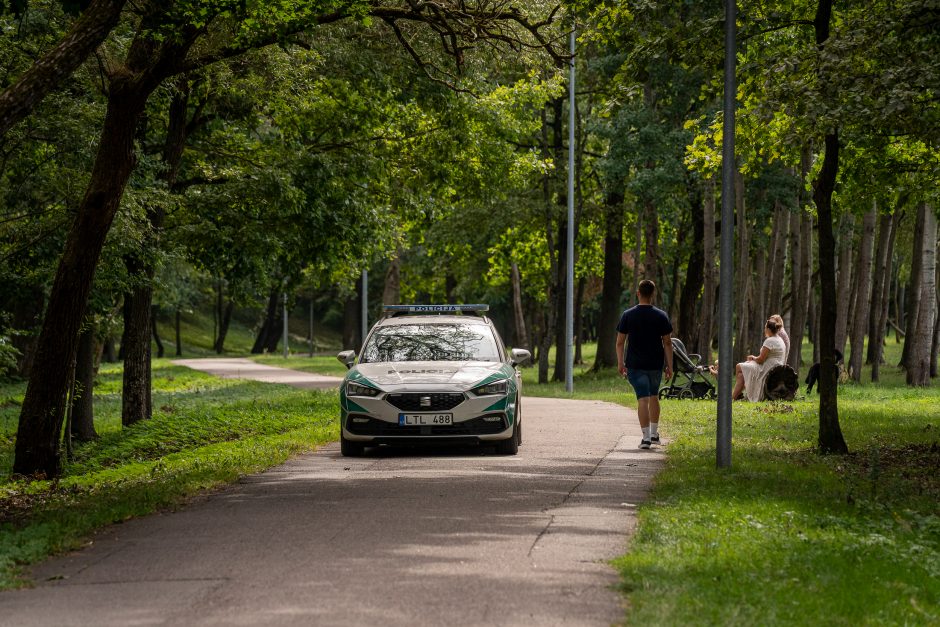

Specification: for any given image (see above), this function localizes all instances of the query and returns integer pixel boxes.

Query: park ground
[0,320,938,625]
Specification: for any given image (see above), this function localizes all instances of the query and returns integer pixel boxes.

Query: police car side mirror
[510,348,531,367]
[337,350,356,369]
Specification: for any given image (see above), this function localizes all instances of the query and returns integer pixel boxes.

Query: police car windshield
[360,323,500,363]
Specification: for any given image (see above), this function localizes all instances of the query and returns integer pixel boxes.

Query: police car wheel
[496,424,520,455]
[341,433,365,457]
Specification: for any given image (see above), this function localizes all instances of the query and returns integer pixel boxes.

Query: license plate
[398,413,453,426]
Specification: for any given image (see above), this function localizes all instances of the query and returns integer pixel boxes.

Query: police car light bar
[383,304,489,316]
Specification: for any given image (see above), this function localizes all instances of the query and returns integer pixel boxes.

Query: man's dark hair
[638,280,656,298]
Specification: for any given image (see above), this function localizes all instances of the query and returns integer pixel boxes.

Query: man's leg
[648,395,661,443]
[637,394,652,448]
[636,397,650,428]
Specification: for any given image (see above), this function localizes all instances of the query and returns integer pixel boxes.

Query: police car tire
[496,423,520,455]
[340,433,365,457]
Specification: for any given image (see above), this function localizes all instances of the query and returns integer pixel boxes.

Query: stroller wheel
[679,389,694,400]
[658,388,669,400]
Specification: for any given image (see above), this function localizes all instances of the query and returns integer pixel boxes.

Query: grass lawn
[0,360,337,589]
[551,339,938,626]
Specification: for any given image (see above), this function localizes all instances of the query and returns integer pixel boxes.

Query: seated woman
[769,314,790,364]
[732,318,787,401]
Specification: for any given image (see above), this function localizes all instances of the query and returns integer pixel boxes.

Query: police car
[337,304,530,456]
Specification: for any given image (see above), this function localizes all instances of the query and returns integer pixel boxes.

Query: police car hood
[354,361,505,390]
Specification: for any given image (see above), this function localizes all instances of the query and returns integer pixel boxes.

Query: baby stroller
[658,338,717,400]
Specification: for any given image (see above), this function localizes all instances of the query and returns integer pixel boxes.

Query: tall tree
[847,204,876,381]
[907,202,937,386]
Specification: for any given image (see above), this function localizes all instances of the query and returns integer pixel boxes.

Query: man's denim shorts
[627,369,663,399]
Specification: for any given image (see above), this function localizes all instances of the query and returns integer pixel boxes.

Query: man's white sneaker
[650,434,661,445]
[639,439,651,449]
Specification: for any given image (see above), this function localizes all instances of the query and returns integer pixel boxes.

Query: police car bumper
[340,390,516,443]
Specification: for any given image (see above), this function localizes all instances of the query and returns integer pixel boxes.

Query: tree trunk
[103,335,116,363]
[342,292,360,351]
[71,325,98,442]
[0,0,128,139]
[867,211,893,365]
[215,300,234,354]
[789,169,813,373]
[175,308,182,357]
[13,78,152,475]
[593,193,623,370]
[151,305,164,358]
[751,245,768,347]
[833,213,855,354]
[574,276,585,364]
[510,262,529,350]
[552,221,567,383]
[122,279,152,427]
[121,76,187,428]
[677,183,704,346]
[813,130,847,454]
[932,257,940,378]
[733,171,750,364]
[642,199,660,283]
[872,210,901,382]
[253,290,280,354]
[901,202,927,369]
[699,179,717,362]
[907,202,936,385]
[766,201,789,316]
[382,255,401,306]
[848,203,876,381]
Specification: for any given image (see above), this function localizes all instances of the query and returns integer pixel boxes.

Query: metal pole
[309,298,314,357]
[361,269,368,350]
[717,0,737,468]
[565,25,576,394]
[282,292,289,359]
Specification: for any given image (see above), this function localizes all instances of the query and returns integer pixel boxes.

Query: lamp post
[282,291,288,359]
[565,24,576,394]
[361,269,368,350]
[717,0,737,468]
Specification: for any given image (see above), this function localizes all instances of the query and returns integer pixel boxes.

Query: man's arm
[662,335,674,380]
[616,332,627,376]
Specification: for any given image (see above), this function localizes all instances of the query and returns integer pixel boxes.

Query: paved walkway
[0,360,663,626]
[172,357,344,389]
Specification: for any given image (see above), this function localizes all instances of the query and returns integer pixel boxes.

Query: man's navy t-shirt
[616,305,673,370]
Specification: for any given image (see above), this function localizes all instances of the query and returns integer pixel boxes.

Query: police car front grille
[385,393,465,412]
[346,416,507,436]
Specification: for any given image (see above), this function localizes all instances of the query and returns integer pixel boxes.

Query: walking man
[615,280,674,449]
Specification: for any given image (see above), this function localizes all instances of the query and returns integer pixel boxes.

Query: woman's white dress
[740,335,786,401]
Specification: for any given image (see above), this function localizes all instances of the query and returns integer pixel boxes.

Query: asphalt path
[0,360,663,626]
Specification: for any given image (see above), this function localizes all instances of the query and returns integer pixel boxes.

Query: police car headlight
[472,380,508,396]
[346,382,381,397]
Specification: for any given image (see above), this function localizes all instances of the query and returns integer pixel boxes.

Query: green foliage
[0,336,18,380]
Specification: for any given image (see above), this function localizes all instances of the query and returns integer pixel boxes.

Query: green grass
[248,354,350,378]
[603,339,938,626]
[0,360,338,589]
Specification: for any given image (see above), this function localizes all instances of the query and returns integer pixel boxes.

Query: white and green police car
[337,304,530,457]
